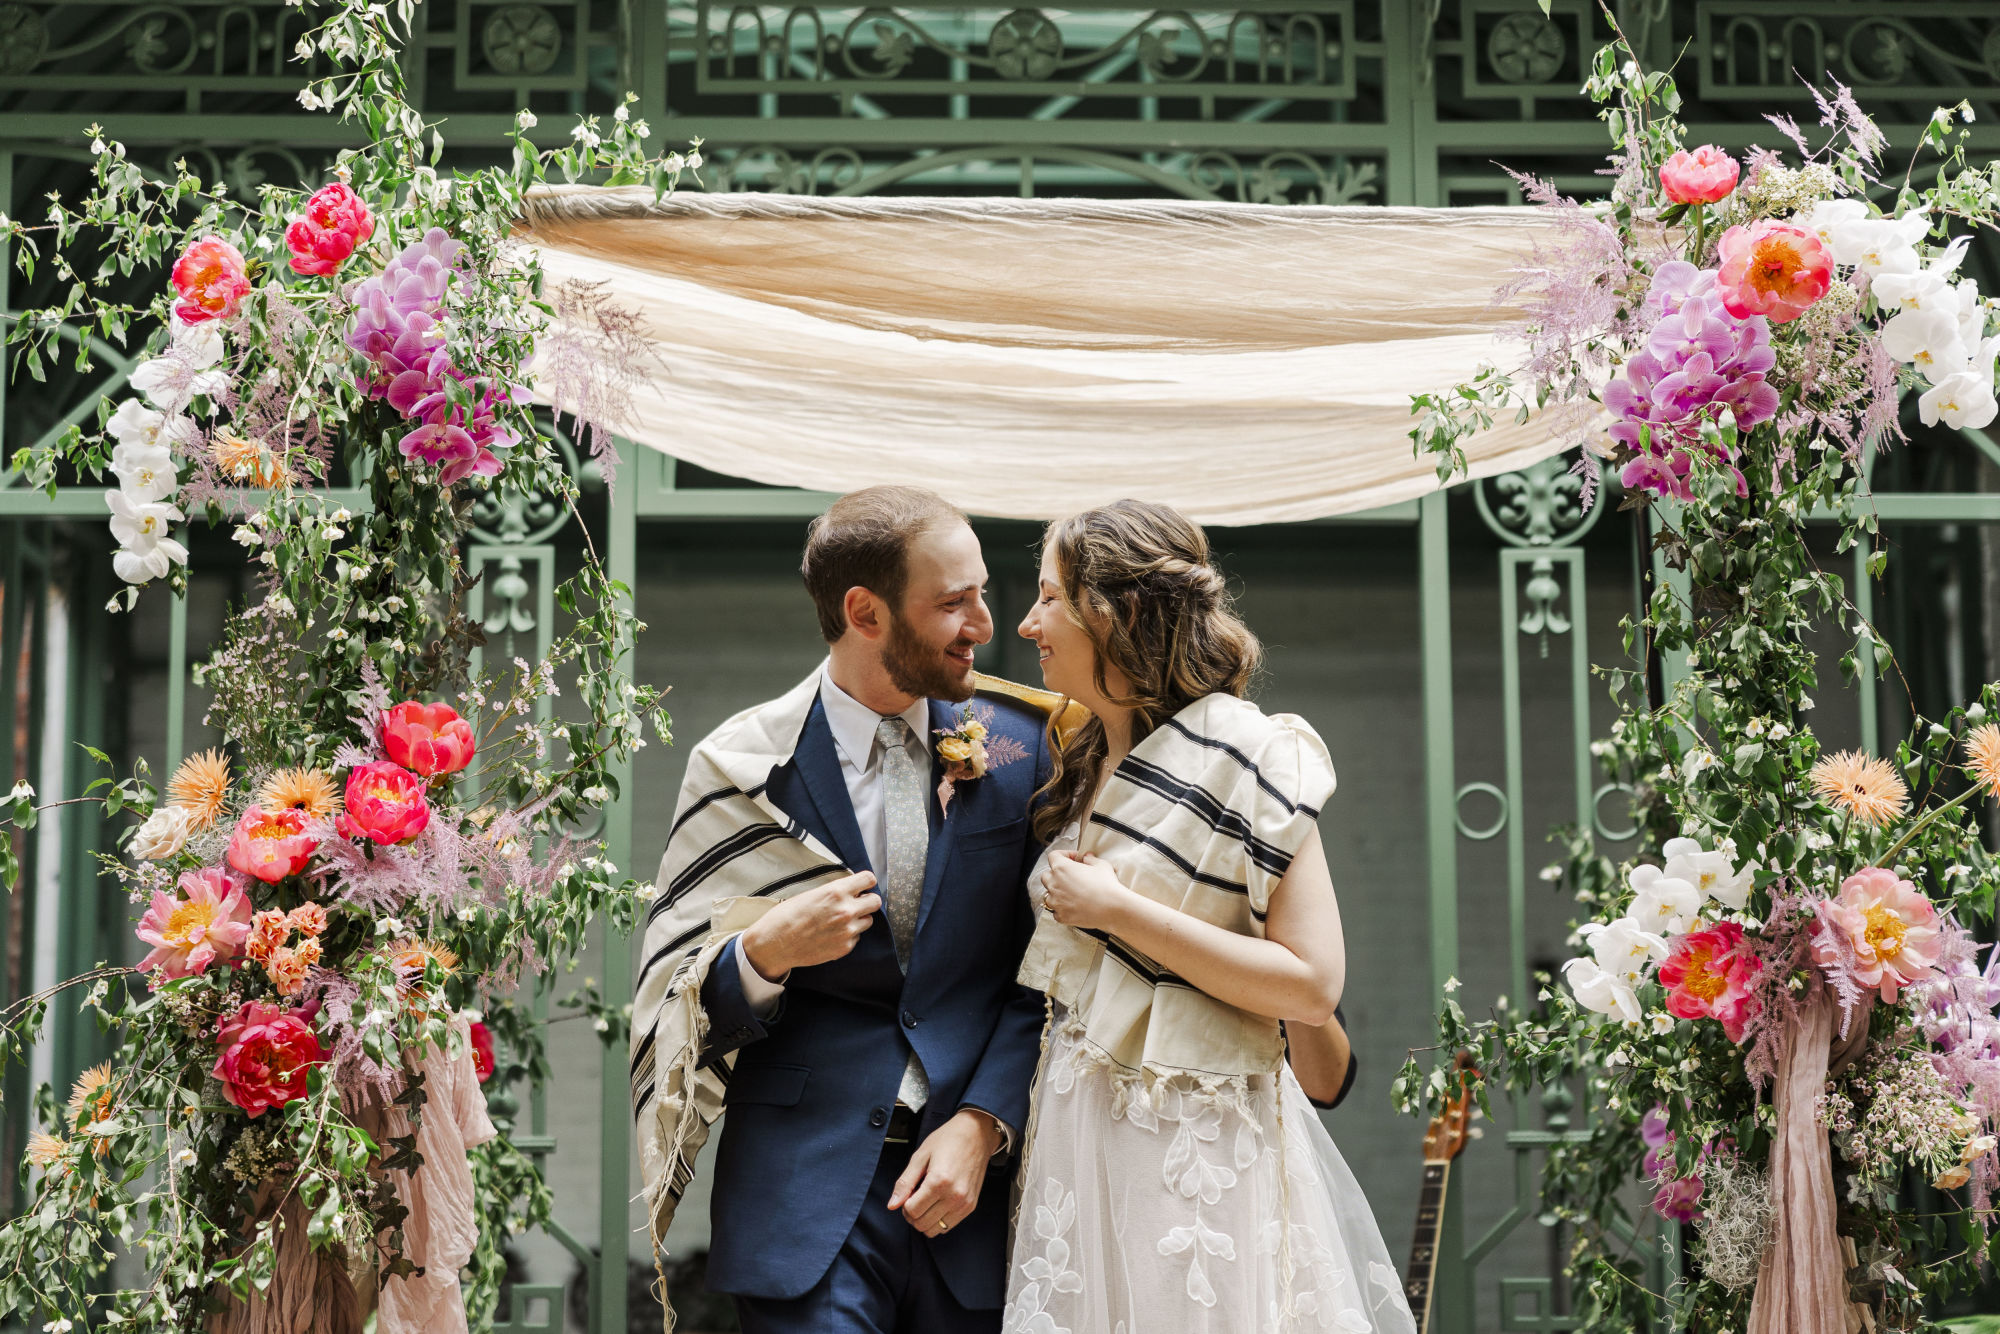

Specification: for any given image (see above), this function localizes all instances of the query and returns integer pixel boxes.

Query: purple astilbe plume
[1604,262,1778,500]
[1493,171,1636,455]
[538,278,670,493]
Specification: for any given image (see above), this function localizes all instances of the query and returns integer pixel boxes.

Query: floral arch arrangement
[0,0,688,1327]
[1405,25,2000,1334]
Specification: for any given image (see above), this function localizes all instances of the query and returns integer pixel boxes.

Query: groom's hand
[886,1109,1003,1237]
[739,871,881,982]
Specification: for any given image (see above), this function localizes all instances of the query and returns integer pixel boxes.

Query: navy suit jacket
[696,688,1049,1307]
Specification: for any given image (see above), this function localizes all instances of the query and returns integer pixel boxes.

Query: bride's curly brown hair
[1031,500,1261,845]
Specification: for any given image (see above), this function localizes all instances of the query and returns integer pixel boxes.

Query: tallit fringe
[642,935,734,1334]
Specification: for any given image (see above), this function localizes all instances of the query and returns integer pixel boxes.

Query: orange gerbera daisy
[391,940,458,983]
[259,767,339,820]
[1965,724,2000,798]
[67,1062,114,1123]
[1809,749,1910,827]
[167,749,232,829]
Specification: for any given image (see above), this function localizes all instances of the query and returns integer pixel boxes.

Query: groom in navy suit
[695,485,1050,1333]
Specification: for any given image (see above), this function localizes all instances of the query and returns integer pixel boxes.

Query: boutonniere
[935,704,1028,813]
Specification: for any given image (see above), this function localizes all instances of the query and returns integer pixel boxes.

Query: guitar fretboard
[1404,1160,1450,1333]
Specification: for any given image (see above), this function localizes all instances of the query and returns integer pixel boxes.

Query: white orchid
[1661,836,1756,911]
[1871,235,1973,313]
[1881,307,1972,382]
[106,398,167,450]
[1919,335,2000,430]
[1627,863,1702,937]
[106,491,187,584]
[1580,916,1668,977]
[1801,198,1869,254]
[1562,956,1642,1024]
[1832,209,1931,282]
[111,441,178,504]
[1948,279,1989,350]
[129,356,229,416]
[169,317,226,368]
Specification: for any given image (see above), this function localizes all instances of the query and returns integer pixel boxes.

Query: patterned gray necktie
[875,716,928,970]
[876,716,931,1109]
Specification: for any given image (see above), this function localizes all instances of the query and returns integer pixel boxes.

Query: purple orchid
[1610,263,1780,500]
[346,229,521,486]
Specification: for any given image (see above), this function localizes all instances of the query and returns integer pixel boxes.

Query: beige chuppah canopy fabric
[518,186,1574,525]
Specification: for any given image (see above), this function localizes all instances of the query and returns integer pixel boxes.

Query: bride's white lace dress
[1004,831,1418,1334]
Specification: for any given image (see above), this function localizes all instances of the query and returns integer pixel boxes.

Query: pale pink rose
[135,867,253,983]
[1812,867,1944,1003]
[1659,146,1739,205]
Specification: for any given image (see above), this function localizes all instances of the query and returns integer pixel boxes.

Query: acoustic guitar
[1404,1051,1477,1333]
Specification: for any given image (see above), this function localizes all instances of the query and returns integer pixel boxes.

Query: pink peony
[1659,146,1739,205]
[1714,220,1833,324]
[337,760,431,845]
[170,236,253,324]
[212,1001,325,1117]
[285,182,374,276]
[1658,920,1762,1042]
[1812,867,1944,1004]
[469,1020,496,1083]
[224,806,319,884]
[381,701,477,777]
[135,867,253,983]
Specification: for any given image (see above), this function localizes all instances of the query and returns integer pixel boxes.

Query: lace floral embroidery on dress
[1002,1178,1083,1334]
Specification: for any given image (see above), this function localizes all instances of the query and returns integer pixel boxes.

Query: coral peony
[1658,921,1762,1042]
[338,761,431,844]
[285,182,375,276]
[135,867,253,983]
[469,1020,496,1083]
[225,806,319,883]
[170,236,253,325]
[1714,220,1833,324]
[1659,145,1739,205]
[212,1001,325,1116]
[381,701,477,777]
[1812,867,1943,1004]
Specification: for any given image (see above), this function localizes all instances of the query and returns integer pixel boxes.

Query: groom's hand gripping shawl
[628,669,848,1247]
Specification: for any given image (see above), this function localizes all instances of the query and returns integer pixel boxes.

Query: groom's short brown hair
[802,486,966,642]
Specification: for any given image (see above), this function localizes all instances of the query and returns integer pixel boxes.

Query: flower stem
[1874,782,1983,870]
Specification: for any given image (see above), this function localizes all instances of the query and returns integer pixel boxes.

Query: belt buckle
[884,1104,917,1144]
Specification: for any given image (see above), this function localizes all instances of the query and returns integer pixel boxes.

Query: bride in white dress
[1004,500,1416,1334]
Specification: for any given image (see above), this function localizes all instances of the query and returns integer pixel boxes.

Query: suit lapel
[779,696,872,876]
[914,698,959,940]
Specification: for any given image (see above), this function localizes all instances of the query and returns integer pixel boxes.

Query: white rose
[131,804,193,860]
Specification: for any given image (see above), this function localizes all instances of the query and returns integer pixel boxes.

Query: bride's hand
[1040,851,1132,932]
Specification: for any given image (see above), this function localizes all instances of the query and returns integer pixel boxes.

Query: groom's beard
[882,616,977,703]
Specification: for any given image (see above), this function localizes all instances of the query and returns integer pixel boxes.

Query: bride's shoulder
[1171,694,1335,803]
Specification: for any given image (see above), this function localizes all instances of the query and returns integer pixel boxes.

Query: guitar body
[1405,1052,1476,1334]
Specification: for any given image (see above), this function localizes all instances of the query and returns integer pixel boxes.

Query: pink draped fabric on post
[372,1021,499,1334]
[1747,991,1868,1334]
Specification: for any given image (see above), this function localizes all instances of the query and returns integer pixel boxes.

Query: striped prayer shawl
[629,665,1075,1254]
[1017,692,1337,1083]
